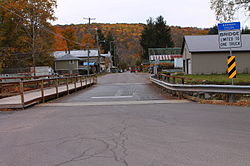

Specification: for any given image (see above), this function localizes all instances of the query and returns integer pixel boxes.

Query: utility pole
[32,17,36,76]
[30,0,36,76]
[83,17,95,76]
[95,28,100,73]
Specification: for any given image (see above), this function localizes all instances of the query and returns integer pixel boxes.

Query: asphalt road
[0,72,250,166]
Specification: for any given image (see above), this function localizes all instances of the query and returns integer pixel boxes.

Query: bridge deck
[0,78,95,109]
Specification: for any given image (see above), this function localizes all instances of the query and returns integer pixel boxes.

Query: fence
[0,75,97,109]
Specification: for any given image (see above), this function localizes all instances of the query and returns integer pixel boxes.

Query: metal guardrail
[151,76,250,94]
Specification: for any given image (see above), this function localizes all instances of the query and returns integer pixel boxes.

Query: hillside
[53,24,209,65]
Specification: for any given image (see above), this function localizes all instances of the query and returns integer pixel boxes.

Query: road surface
[0,72,249,166]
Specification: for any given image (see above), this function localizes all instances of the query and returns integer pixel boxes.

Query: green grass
[176,74,250,85]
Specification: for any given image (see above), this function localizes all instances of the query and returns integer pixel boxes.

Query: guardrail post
[80,76,83,88]
[74,77,77,92]
[167,76,170,82]
[66,77,69,95]
[0,83,2,94]
[181,78,185,84]
[85,76,88,87]
[40,80,45,103]
[55,78,59,98]
[88,76,91,86]
[19,81,24,109]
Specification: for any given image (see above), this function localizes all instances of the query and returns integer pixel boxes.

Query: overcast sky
[52,0,220,28]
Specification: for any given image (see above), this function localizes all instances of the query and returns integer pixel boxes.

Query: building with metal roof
[53,49,99,58]
[54,50,112,74]
[182,34,250,74]
[55,54,84,75]
[55,54,82,61]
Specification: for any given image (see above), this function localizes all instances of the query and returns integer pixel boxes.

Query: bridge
[0,72,249,166]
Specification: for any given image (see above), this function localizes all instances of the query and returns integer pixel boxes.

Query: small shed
[182,34,250,74]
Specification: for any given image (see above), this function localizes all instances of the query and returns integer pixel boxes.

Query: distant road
[0,72,249,166]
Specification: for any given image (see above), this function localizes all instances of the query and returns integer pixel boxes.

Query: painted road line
[91,96,134,99]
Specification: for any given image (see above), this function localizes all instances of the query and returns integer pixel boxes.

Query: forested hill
[53,23,208,50]
[53,24,208,66]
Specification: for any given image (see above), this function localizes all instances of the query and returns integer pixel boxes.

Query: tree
[140,16,174,60]
[61,26,78,54]
[242,26,250,33]
[0,0,57,70]
[208,25,218,34]
[154,16,174,48]
[53,26,68,51]
[211,0,250,22]
[105,31,115,54]
[140,18,155,60]
[81,33,96,49]
[95,29,106,53]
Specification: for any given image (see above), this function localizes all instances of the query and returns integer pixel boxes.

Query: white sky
[52,0,247,28]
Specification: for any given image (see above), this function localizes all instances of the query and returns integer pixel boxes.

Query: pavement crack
[108,119,129,166]
[54,120,130,166]
[54,147,93,166]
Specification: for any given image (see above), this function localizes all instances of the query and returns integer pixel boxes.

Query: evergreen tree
[155,16,174,48]
[140,18,154,60]
[96,29,106,53]
[105,31,115,54]
[242,27,250,34]
[208,25,218,35]
[140,16,174,60]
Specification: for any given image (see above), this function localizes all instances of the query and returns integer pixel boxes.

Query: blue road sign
[218,22,241,31]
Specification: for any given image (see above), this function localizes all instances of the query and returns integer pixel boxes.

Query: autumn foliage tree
[61,26,78,54]
[52,23,208,69]
[0,0,57,70]
[81,33,96,49]
[53,26,67,51]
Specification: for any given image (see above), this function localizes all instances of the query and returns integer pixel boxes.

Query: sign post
[218,22,242,85]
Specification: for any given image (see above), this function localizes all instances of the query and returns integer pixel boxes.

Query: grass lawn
[176,74,250,85]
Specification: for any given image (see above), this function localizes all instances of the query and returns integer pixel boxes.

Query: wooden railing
[0,74,79,81]
[156,73,204,84]
[0,75,97,109]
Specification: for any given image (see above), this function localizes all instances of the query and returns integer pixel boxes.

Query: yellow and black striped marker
[228,56,237,79]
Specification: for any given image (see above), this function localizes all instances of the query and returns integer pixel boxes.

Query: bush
[158,63,174,69]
